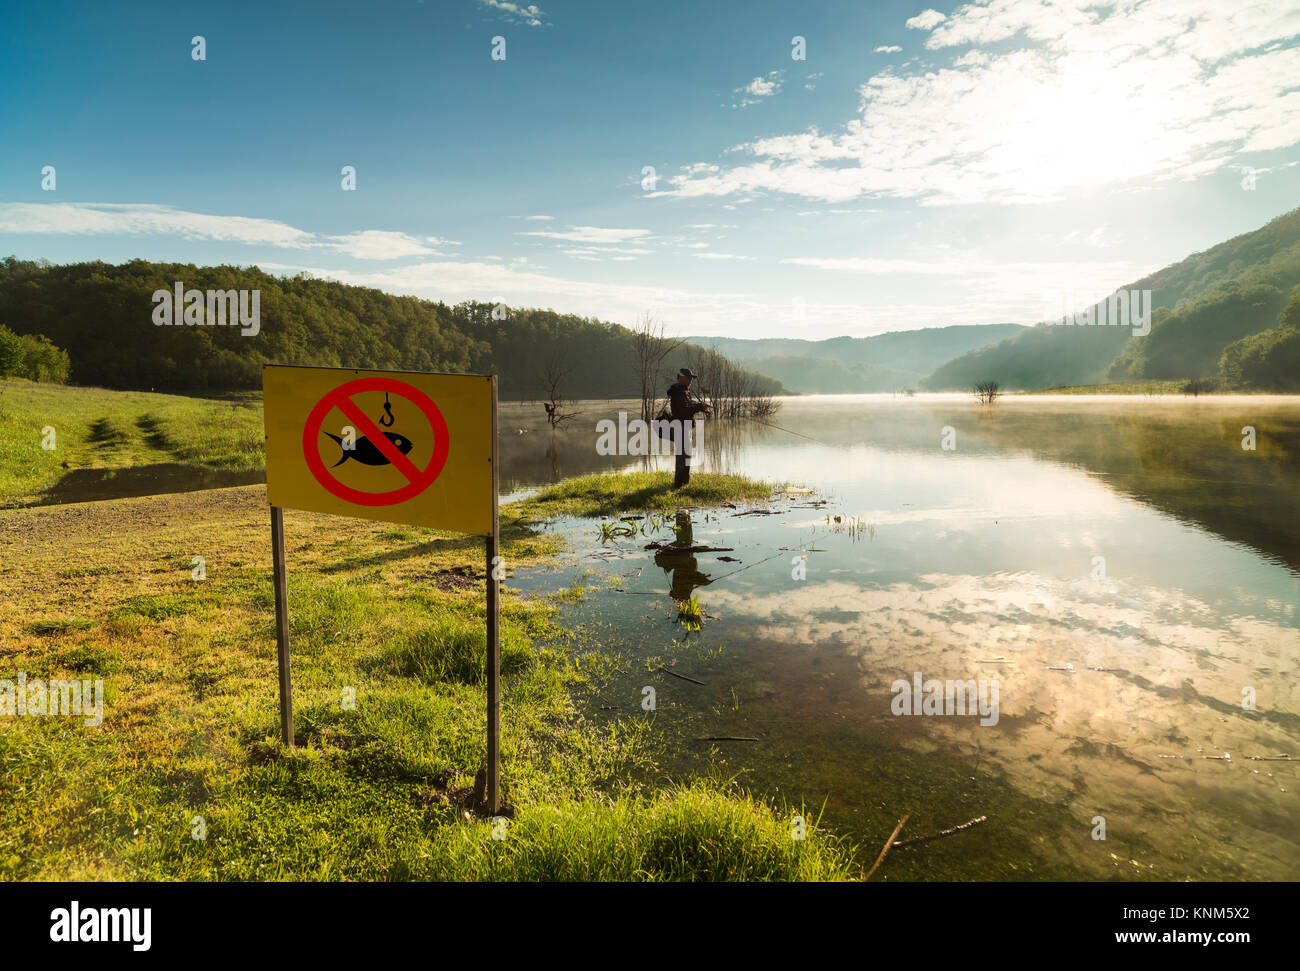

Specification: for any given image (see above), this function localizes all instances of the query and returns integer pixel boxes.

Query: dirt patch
[416,767,514,818]
[427,568,481,593]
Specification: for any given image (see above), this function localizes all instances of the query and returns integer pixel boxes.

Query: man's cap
[678,367,699,378]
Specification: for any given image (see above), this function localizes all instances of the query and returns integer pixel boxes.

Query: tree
[631,313,682,423]
[541,356,580,428]
[18,334,71,382]
[0,325,23,376]
[973,380,1001,404]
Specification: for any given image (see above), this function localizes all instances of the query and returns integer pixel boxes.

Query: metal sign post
[270,505,294,748]
[485,375,500,813]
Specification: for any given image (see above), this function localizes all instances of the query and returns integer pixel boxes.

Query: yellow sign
[263,365,495,535]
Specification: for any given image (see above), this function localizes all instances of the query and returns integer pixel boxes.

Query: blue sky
[2,0,1299,339]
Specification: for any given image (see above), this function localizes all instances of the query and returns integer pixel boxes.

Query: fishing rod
[703,548,793,585]
[747,416,831,446]
[690,387,827,445]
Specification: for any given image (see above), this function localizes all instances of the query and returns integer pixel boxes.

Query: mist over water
[504,394,1300,879]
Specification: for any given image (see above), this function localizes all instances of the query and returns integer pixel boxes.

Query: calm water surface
[503,394,1300,880]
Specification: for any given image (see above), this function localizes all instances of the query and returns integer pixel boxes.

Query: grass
[0,377,264,506]
[674,594,703,633]
[520,471,777,519]
[419,781,855,881]
[0,476,854,881]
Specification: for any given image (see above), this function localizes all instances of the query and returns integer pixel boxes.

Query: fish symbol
[322,430,415,467]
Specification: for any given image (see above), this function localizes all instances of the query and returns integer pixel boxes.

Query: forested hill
[0,258,783,398]
[924,207,1300,391]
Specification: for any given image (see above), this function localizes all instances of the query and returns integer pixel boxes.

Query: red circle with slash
[302,377,450,506]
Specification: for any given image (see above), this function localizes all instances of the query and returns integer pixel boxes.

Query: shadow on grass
[136,413,173,451]
[87,416,131,448]
[34,464,265,506]
[315,522,540,575]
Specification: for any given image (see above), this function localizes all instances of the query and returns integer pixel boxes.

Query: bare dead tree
[631,313,684,423]
[542,356,580,428]
[692,346,781,419]
[973,381,1001,404]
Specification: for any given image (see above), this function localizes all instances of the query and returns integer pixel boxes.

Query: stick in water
[656,665,705,685]
[864,814,910,882]
[892,815,988,848]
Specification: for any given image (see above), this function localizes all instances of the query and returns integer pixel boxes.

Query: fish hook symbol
[378,392,395,427]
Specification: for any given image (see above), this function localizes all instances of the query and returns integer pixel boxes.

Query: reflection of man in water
[654,511,713,601]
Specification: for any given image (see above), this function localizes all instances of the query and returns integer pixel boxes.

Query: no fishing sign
[263,365,495,536]
[261,364,504,812]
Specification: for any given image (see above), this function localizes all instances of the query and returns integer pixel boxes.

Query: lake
[501,394,1300,880]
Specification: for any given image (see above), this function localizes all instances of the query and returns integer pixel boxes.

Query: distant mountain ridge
[685,324,1026,393]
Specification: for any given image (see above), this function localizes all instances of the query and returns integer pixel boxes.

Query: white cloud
[953,49,988,66]
[732,71,784,107]
[523,214,554,221]
[559,245,652,260]
[782,253,1153,321]
[874,45,902,53]
[521,225,653,244]
[660,1,1300,207]
[782,256,1142,278]
[324,230,446,260]
[255,258,774,333]
[479,0,548,27]
[695,252,755,260]
[796,207,883,216]
[0,202,316,247]
[0,202,459,260]
[905,9,946,31]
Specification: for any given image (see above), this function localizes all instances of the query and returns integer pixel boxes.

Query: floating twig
[891,814,988,848]
[695,735,759,742]
[864,814,910,881]
[656,665,705,685]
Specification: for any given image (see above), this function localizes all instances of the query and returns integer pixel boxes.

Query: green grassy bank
[0,378,265,506]
[0,464,855,881]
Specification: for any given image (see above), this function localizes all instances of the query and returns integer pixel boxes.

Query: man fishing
[664,367,710,488]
